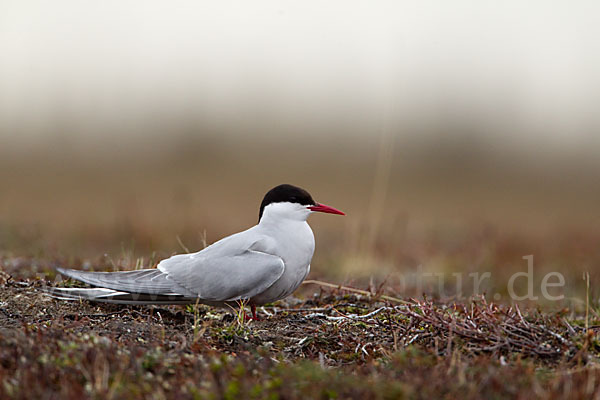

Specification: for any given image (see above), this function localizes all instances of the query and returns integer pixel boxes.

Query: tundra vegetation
[2,144,600,398]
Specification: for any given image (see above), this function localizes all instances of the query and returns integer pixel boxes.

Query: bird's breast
[251,221,315,304]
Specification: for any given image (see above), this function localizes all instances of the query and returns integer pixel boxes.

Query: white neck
[259,202,312,225]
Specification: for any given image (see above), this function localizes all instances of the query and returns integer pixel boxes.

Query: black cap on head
[259,184,316,221]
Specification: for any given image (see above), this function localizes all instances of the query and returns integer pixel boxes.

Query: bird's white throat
[259,202,312,223]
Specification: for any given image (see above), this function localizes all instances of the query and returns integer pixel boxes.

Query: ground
[1,269,600,399]
[2,151,600,398]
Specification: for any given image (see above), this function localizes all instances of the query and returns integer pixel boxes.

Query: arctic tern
[49,184,344,319]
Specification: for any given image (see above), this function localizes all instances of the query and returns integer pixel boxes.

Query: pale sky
[1,1,599,144]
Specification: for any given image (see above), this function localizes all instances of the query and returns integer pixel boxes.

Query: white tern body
[48,192,343,312]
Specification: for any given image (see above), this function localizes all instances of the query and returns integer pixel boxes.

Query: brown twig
[302,279,411,304]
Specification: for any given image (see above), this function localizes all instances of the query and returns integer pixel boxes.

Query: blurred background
[1,1,599,304]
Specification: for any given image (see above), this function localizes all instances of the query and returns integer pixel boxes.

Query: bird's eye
[290,196,297,201]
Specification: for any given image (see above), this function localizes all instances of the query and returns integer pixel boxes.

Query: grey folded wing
[56,268,194,296]
[157,249,285,302]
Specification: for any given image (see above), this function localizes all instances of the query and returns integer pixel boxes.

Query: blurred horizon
[1,1,599,301]
[1,1,599,143]
[2,1,599,164]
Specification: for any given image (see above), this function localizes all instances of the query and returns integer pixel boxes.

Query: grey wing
[157,249,285,302]
[56,268,194,296]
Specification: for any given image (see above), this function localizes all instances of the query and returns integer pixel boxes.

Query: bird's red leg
[244,304,259,321]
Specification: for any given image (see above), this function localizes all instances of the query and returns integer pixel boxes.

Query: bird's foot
[243,304,260,321]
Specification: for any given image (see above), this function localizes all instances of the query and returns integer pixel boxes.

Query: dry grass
[1,275,600,399]
[2,139,600,397]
